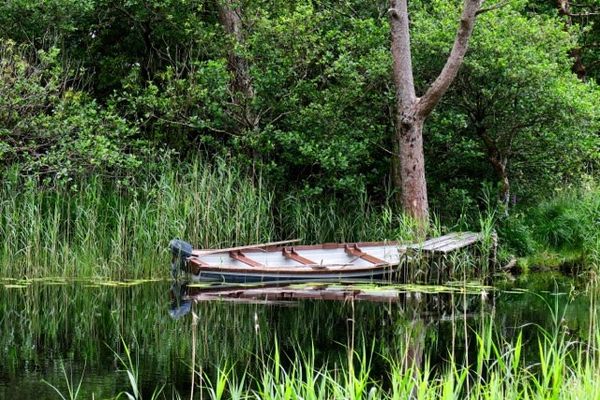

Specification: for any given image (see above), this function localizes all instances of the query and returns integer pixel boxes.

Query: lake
[0,273,594,399]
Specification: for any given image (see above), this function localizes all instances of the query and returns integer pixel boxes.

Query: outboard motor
[170,239,193,279]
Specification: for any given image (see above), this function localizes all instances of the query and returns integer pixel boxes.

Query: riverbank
[498,182,600,273]
[0,161,597,279]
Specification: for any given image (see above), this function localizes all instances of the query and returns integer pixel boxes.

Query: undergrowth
[498,180,600,270]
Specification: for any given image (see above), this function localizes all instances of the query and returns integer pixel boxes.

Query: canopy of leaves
[0,0,598,209]
[0,41,149,183]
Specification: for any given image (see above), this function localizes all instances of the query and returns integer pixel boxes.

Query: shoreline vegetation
[0,160,597,280]
[39,279,600,400]
[197,313,600,400]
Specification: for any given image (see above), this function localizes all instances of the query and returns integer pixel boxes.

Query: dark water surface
[0,273,594,399]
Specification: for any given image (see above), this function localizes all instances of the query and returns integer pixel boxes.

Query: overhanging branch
[476,0,510,15]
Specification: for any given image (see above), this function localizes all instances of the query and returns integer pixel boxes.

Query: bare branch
[418,0,483,118]
[476,0,510,15]
[567,12,600,16]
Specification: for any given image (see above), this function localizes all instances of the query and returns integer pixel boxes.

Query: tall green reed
[194,288,600,400]
[0,157,491,279]
[0,160,277,278]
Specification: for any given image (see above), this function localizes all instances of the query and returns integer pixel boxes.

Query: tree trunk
[491,157,510,210]
[396,118,429,221]
[217,0,258,132]
[389,0,483,228]
[391,124,404,205]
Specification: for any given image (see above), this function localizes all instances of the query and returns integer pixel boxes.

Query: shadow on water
[0,273,595,399]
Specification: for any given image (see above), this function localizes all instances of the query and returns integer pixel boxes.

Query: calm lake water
[0,273,594,399]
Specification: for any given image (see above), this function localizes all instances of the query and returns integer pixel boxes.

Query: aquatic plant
[193,298,599,400]
[0,160,276,279]
[112,337,165,400]
[42,362,85,400]
[14,276,600,399]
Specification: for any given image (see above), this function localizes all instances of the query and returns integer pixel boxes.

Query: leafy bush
[0,40,156,183]
[497,213,539,257]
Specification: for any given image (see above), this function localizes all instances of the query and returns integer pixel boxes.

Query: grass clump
[498,180,600,271]
[195,316,600,400]
[0,157,493,280]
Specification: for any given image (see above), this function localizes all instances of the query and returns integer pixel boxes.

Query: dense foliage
[0,0,598,243]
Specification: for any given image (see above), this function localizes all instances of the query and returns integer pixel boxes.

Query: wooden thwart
[229,250,264,267]
[282,247,316,265]
[344,244,387,264]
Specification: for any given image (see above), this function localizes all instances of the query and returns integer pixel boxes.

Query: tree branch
[418,0,483,118]
[567,12,600,16]
[476,0,510,15]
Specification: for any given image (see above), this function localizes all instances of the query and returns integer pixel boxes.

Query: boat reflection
[169,280,494,320]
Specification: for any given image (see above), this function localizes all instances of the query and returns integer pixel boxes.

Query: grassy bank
[0,161,276,278]
[0,160,412,279]
[499,181,600,272]
[0,159,597,279]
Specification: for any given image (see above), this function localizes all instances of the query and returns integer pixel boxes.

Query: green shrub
[498,181,600,269]
[0,40,157,183]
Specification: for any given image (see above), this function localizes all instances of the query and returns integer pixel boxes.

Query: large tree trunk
[389,0,483,228]
[391,130,404,205]
[397,119,429,221]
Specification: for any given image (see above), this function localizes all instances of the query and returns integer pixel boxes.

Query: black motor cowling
[169,239,193,279]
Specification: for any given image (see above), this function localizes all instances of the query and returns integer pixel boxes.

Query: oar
[191,239,302,256]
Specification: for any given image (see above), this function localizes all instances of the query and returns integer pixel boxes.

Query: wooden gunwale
[194,241,401,254]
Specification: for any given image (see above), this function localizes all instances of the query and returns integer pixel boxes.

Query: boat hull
[190,266,394,283]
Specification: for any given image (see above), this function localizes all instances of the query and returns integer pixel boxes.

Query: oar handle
[191,239,302,256]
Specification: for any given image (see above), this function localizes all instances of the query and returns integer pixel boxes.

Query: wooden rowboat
[169,232,485,283]
[170,239,403,283]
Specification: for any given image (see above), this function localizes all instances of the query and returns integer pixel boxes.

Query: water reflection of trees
[1,277,594,396]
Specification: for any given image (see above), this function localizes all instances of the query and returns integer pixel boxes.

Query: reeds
[0,159,485,279]
[194,296,600,400]
[192,328,599,400]
[22,277,600,399]
[0,160,277,278]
